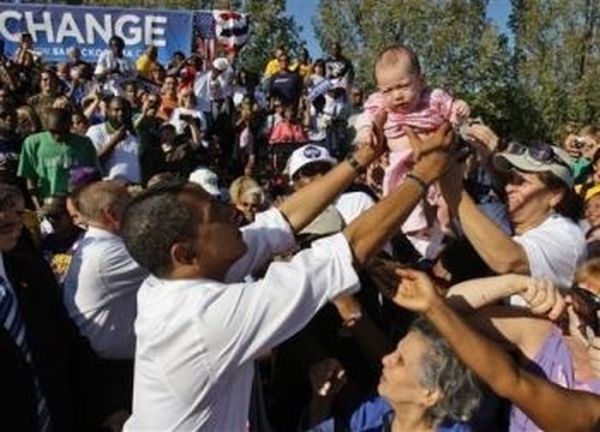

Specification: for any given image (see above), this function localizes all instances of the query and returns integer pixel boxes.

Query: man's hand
[520,279,566,320]
[392,268,442,314]
[112,126,127,143]
[438,161,466,210]
[407,122,456,186]
[309,358,347,399]
[332,295,362,326]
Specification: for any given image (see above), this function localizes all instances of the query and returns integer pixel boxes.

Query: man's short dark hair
[121,180,199,277]
[373,45,421,78]
[46,107,72,130]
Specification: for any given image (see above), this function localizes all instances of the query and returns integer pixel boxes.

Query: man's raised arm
[278,112,387,233]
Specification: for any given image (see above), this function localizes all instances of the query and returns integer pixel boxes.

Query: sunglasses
[508,142,571,171]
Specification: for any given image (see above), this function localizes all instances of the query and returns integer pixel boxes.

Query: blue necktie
[0,276,52,432]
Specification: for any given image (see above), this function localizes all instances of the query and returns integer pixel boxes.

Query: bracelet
[405,172,429,193]
[346,153,366,174]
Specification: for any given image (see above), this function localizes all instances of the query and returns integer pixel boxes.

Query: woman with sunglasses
[440,126,586,293]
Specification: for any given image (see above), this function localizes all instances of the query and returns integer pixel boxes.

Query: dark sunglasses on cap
[508,142,571,170]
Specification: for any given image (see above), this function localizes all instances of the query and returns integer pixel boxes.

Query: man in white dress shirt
[63,181,148,359]
[94,36,136,97]
[120,118,455,431]
[86,97,141,184]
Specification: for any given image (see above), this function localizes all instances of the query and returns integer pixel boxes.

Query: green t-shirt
[18,131,99,200]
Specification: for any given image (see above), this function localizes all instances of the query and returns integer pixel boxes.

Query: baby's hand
[356,126,376,149]
[452,99,470,121]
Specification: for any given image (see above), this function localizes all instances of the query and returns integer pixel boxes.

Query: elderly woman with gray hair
[307,318,482,431]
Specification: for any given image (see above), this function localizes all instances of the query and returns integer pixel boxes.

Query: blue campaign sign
[0,3,193,63]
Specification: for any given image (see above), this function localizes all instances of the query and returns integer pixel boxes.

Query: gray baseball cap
[493,143,575,188]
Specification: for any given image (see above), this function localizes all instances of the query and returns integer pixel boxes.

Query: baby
[355,45,469,257]
[356,45,469,195]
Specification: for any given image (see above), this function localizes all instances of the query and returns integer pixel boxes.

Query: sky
[286,0,512,58]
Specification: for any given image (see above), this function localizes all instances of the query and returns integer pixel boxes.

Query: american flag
[194,12,216,63]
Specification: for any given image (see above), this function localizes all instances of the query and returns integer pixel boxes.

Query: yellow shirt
[136,54,154,79]
[264,58,281,77]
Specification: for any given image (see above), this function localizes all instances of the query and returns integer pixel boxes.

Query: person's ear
[171,242,196,267]
[420,387,442,410]
[549,188,565,209]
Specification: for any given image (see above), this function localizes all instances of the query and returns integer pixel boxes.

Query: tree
[510,0,600,141]
[314,0,520,138]
[238,0,306,75]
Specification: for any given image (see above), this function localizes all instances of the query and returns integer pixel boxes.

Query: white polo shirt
[124,209,360,431]
[514,214,586,288]
[86,123,141,184]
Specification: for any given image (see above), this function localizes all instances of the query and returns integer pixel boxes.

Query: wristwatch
[346,153,366,174]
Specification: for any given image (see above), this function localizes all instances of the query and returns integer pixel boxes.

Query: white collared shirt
[86,123,141,184]
[63,226,148,359]
[124,209,359,431]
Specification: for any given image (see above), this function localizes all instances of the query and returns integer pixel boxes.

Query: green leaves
[238,0,305,74]
[315,0,600,142]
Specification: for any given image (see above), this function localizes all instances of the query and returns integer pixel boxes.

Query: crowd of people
[0,29,600,432]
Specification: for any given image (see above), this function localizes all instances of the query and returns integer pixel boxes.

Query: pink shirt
[361,88,454,142]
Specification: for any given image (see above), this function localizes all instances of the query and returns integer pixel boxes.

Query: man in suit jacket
[0,183,126,431]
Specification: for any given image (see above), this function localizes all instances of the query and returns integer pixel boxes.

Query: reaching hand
[438,160,466,207]
[407,122,456,184]
[392,268,442,314]
[520,278,566,321]
[462,123,499,153]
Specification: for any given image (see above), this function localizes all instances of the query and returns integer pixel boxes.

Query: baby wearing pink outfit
[356,46,469,257]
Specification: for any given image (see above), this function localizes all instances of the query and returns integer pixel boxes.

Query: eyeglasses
[508,142,571,170]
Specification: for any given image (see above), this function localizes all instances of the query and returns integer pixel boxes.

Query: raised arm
[441,164,529,274]
[393,269,600,432]
[445,274,548,312]
[343,125,455,266]
[277,111,387,233]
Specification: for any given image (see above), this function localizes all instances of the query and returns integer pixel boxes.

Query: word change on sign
[0,4,193,63]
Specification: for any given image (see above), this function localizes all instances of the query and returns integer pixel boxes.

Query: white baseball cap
[212,57,229,72]
[287,144,337,180]
[189,167,221,196]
